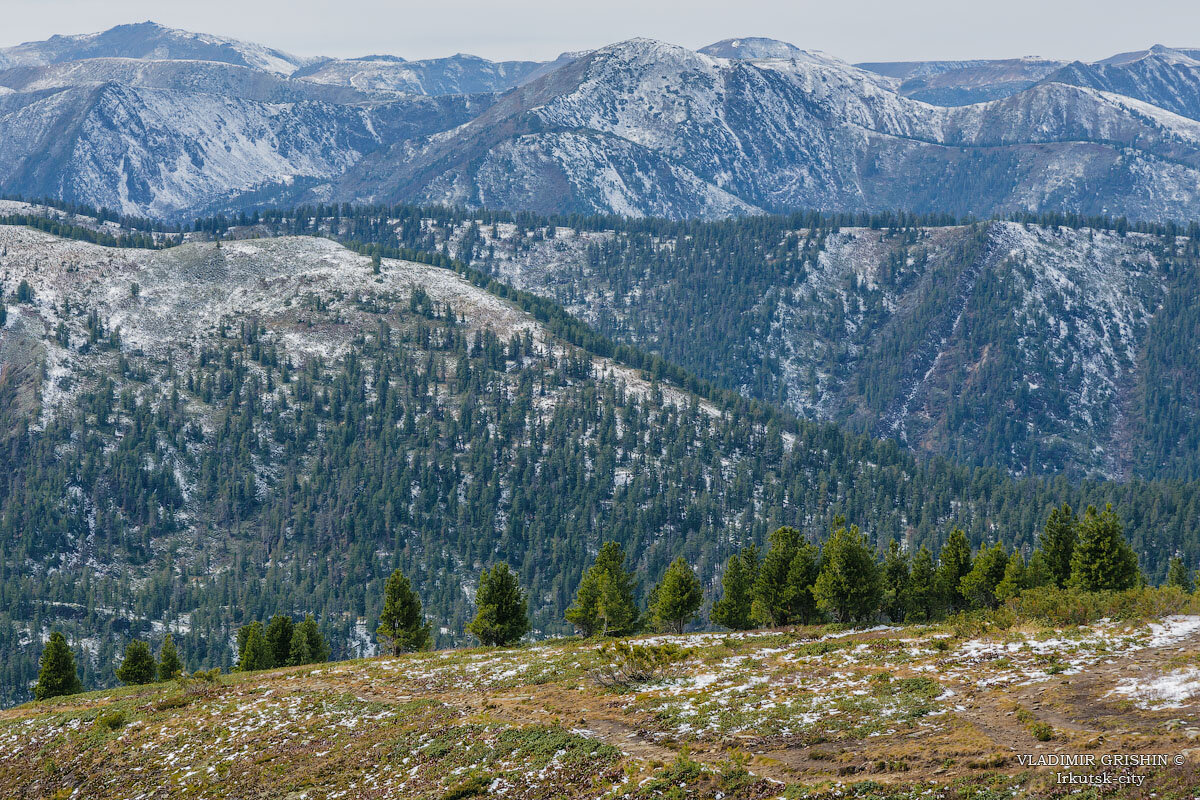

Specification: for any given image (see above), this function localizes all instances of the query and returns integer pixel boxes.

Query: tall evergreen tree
[882,539,910,622]
[959,543,1010,609]
[711,546,758,630]
[994,551,1028,603]
[467,563,529,646]
[566,542,639,636]
[649,557,704,634]
[34,632,82,700]
[377,569,433,655]
[265,615,295,668]
[158,634,184,681]
[753,526,819,626]
[906,546,940,622]
[1040,504,1079,588]
[937,528,973,611]
[239,625,272,671]
[813,524,882,624]
[116,640,157,685]
[1166,557,1195,593]
[290,614,330,665]
[236,621,265,668]
[1069,505,1139,592]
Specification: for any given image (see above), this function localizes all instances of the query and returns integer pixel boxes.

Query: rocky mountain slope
[4,24,1200,221]
[4,208,1200,705]
[3,611,1199,798]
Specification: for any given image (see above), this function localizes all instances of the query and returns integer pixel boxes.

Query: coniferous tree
[1024,549,1054,590]
[753,527,819,626]
[239,625,272,671]
[116,640,157,685]
[882,539,910,622]
[158,634,184,681]
[265,615,294,668]
[649,557,703,634]
[467,563,529,646]
[290,614,330,665]
[1069,505,1139,592]
[906,546,940,622]
[34,632,82,700]
[813,524,882,624]
[711,546,758,630]
[937,528,973,611]
[236,621,264,668]
[377,569,432,655]
[1040,504,1078,588]
[566,542,639,636]
[994,551,1028,603]
[1166,557,1195,593]
[959,543,1010,609]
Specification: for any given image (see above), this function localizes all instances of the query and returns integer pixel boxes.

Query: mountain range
[3,23,1200,220]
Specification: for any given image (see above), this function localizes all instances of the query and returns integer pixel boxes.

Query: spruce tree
[649,557,704,634]
[265,615,294,668]
[34,632,82,700]
[906,546,940,622]
[813,524,882,624]
[116,640,157,685]
[290,614,330,665]
[711,546,757,630]
[467,563,529,646]
[158,634,183,681]
[882,539,910,622]
[937,528,973,611]
[566,542,639,636]
[1040,504,1078,588]
[959,543,1010,609]
[377,569,432,655]
[1069,505,1139,592]
[1166,557,1195,593]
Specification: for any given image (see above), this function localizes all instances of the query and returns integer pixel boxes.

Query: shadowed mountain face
[2,24,1200,221]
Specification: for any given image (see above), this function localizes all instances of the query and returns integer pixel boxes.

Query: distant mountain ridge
[2,23,1200,220]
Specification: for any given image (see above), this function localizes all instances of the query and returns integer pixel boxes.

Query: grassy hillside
[4,603,1200,798]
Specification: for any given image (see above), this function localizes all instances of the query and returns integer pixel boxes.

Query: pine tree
[566,542,639,636]
[265,615,294,668]
[1040,504,1078,588]
[882,539,910,622]
[236,621,264,668]
[937,528,973,611]
[959,543,1010,609]
[711,546,757,630]
[1024,549,1054,590]
[813,524,882,624]
[290,614,330,665]
[753,527,819,626]
[116,640,157,685]
[34,632,82,700]
[649,557,704,634]
[994,551,1027,603]
[239,625,272,671]
[377,569,432,655]
[1165,556,1194,593]
[906,546,940,622]
[467,563,529,646]
[1069,505,1139,592]
[158,633,183,681]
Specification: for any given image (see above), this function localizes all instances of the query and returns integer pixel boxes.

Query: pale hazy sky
[3,0,1199,64]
